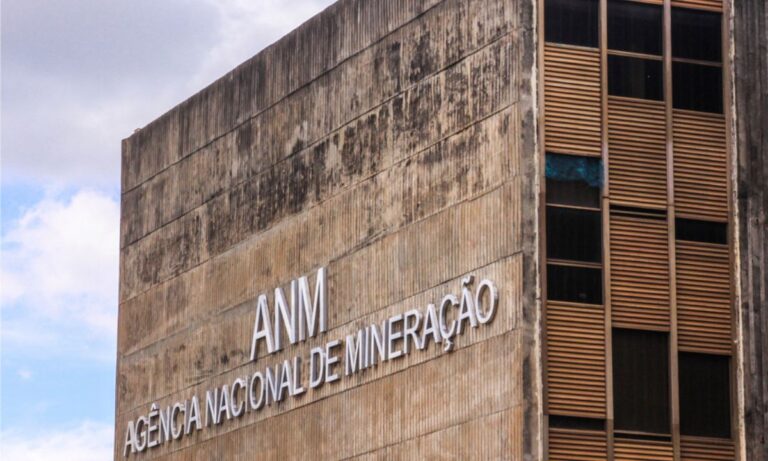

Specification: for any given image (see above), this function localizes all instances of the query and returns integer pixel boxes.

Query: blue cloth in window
[545,153,603,188]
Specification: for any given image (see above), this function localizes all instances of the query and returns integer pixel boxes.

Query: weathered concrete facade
[116,0,538,459]
[733,0,768,459]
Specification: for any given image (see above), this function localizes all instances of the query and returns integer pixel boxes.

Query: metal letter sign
[122,267,499,457]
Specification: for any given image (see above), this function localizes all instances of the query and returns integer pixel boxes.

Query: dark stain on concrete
[409,31,435,84]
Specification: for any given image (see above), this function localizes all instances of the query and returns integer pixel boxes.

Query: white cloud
[193,0,335,88]
[0,421,113,461]
[1,0,221,188]
[0,71,178,188]
[1,189,119,357]
[16,368,32,380]
[1,0,336,190]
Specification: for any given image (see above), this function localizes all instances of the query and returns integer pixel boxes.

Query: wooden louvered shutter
[676,241,732,354]
[670,0,722,11]
[544,44,602,157]
[608,97,667,209]
[548,428,608,461]
[673,110,728,221]
[610,213,670,330]
[545,301,606,418]
[681,436,735,460]
[615,439,675,461]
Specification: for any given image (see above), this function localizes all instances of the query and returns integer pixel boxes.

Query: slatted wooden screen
[544,44,602,157]
[545,301,606,418]
[543,0,733,457]
[676,241,732,354]
[671,0,722,11]
[673,110,728,222]
[614,438,675,461]
[608,97,667,209]
[548,428,608,461]
[680,436,735,460]
[610,213,671,330]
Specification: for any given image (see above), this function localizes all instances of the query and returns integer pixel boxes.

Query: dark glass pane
[547,178,602,208]
[545,0,599,47]
[545,153,602,208]
[547,207,602,262]
[609,55,664,100]
[608,0,663,55]
[672,8,722,62]
[611,204,667,220]
[613,329,670,434]
[680,353,731,438]
[615,432,671,442]
[547,264,603,304]
[676,218,727,244]
[550,415,606,431]
[673,62,723,113]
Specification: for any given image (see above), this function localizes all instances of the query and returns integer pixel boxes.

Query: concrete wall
[115,0,539,459]
[733,0,768,459]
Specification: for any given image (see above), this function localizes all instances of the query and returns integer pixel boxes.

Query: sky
[0,1,335,459]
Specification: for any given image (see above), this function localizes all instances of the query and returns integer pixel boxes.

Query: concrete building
[115,0,766,459]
